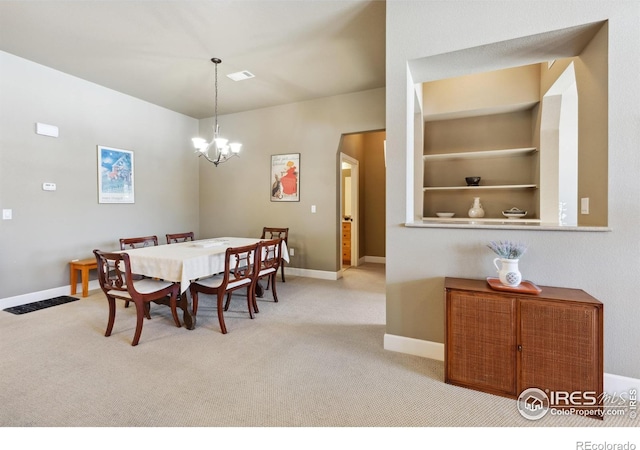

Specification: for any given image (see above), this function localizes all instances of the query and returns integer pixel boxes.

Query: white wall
[0,51,199,300]
[386,1,640,378]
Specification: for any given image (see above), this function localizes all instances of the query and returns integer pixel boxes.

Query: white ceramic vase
[493,258,522,287]
[468,197,485,218]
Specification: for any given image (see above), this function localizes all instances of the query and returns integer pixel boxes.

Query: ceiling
[0,1,386,119]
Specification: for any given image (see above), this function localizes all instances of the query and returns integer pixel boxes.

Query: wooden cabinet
[342,222,351,265]
[444,277,603,411]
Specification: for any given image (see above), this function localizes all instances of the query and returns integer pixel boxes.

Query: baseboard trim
[604,372,640,395]
[363,256,386,264]
[0,280,100,309]
[384,333,444,361]
[383,333,640,395]
[283,267,340,281]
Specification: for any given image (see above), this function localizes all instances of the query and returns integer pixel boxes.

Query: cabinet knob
[517,345,522,352]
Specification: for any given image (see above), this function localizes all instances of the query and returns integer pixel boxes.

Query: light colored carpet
[0,264,636,434]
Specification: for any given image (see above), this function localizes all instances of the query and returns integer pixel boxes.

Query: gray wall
[0,51,199,299]
[386,1,640,378]
[198,89,385,273]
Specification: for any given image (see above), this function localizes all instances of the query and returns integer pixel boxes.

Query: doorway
[340,153,359,269]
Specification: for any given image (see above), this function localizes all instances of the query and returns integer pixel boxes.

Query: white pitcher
[468,197,485,218]
[493,258,522,286]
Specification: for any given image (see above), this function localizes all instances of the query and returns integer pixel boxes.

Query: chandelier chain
[214,59,218,133]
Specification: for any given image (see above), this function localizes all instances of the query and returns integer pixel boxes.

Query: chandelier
[191,58,242,166]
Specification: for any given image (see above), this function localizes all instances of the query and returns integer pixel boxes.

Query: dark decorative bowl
[465,176,481,186]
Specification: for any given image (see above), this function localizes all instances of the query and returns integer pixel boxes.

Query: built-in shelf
[423,147,537,161]
[421,217,541,223]
[423,184,537,191]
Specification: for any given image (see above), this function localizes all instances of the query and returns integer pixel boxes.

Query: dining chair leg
[144,302,151,320]
[216,291,228,334]
[281,263,285,283]
[224,293,232,311]
[246,286,255,319]
[271,273,279,303]
[132,301,146,346]
[105,297,116,337]
[252,287,260,314]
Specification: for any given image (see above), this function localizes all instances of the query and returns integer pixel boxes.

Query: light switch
[42,182,56,191]
[311,205,316,213]
[2,209,12,220]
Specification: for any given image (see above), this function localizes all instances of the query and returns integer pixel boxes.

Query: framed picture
[97,146,135,203]
[270,153,300,202]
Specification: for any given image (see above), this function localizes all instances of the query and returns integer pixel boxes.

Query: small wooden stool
[70,258,98,297]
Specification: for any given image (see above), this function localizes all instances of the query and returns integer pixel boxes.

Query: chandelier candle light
[192,58,242,166]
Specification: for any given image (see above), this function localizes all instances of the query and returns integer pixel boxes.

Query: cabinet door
[446,289,517,397]
[518,299,602,399]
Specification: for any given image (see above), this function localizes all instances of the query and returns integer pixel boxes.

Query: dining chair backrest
[166,232,195,244]
[222,243,259,289]
[260,227,288,283]
[261,227,288,244]
[258,238,281,274]
[119,235,158,250]
[94,250,134,295]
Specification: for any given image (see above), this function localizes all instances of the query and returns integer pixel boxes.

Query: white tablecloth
[122,237,289,293]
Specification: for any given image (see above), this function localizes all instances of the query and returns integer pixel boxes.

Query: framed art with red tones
[270,153,300,202]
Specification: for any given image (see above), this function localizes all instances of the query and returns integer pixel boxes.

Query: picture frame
[97,146,135,203]
[270,153,300,202]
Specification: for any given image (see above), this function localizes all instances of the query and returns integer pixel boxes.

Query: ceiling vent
[227,70,255,81]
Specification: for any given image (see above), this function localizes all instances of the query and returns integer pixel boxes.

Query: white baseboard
[0,280,100,309]
[363,256,386,264]
[383,333,640,396]
[384,333,445,361]
[283,267,340,280]
[604,372,640,395]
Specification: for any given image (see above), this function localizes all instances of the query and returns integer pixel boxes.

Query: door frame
[340,153,359,268]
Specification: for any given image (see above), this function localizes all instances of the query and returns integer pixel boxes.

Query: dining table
[121,237,290,330]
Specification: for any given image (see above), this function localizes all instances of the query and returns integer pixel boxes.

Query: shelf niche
[423,107,540,220]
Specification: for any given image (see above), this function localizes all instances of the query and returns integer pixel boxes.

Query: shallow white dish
[436,212,455,218]
[502,212,527,219]
[502,207,527,219]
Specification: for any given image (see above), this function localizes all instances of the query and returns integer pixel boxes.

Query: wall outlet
[581,197,589,214]
[2,209,12,220]
[289,248,295,256]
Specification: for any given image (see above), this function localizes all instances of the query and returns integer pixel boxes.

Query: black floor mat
[3,296,79,315]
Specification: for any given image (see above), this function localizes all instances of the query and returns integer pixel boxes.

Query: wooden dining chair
[119,235,158,250]
[166,232,195,244]
[189,243,259,334]
[118,235,159,308]
[260,227,288,283]
[93,249,181,346]
[249,238,282,314]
